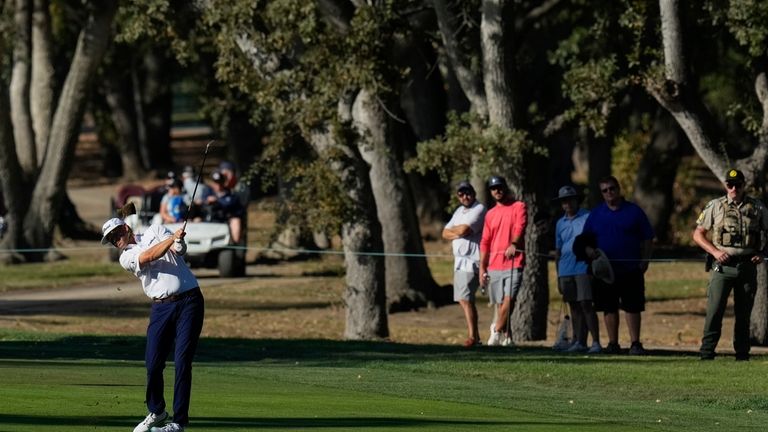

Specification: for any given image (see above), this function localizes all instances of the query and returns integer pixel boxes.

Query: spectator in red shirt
[479,176,527,346]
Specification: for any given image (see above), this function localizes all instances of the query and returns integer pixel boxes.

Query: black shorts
[593,271,645,313]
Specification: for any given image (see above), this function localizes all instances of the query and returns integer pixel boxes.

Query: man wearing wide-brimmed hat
[554,185,601,354]
[694,168,768,361]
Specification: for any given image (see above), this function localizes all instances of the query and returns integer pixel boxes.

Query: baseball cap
[101,217,126,245]
[487,176,507,188]
[182,165,195,177]
[211,170,225,184]
[219,161,235,171]
[556,185,579,200]
[725,169,745,184]
[456,180,475,193]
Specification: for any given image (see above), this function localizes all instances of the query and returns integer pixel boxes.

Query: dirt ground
[1,182,761,356]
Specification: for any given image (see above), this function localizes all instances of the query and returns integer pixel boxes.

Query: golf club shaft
[182,140,215,231]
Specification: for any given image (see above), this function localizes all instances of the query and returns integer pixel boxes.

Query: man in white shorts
[442,181,486,347]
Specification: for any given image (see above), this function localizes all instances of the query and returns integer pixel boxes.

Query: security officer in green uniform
[693,169,768,361]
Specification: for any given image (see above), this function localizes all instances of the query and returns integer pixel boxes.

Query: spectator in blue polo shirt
[555,185,601,354]
[582,176,654,355]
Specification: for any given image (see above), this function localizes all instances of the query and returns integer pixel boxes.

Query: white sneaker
[501,335,514,347]
[587,341,602,354]
[487,324,502,346]
[134,412,169,432]
[565,341,587,353]
[151,423,184,432]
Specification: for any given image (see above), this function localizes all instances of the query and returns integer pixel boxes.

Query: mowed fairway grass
[2,332,768,432]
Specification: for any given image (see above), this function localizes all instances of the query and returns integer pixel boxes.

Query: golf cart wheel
[218,249,244,277]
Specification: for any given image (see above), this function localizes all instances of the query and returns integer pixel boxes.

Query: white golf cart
[109,184,247,277]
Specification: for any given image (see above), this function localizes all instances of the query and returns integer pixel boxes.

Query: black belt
[724,255,754,266]
[153,287,200,304]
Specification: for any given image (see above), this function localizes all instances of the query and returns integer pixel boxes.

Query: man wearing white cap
[101,218,204,432]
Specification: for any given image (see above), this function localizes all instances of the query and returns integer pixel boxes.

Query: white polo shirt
[445,201,486,273]
[119,224,199,299]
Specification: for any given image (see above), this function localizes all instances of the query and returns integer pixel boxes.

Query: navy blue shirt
[582,200,654,274]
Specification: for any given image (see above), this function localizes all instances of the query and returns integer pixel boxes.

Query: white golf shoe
[151,423,185,432]
[134,411,169,432]
[487,323,502,346]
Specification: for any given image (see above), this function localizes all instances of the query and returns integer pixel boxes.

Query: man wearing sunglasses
[693,169,768,361]
[101,218,204,432]
[479,176,527,346]
[581,176,654,355]
[443,181,486,347]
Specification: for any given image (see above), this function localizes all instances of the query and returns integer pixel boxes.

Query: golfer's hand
[173,228,186,241]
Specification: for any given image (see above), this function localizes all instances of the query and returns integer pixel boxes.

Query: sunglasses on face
[489,186,505,192]
[457,190,473,197]
[107,225,127,245]
[600,186,618,194]
[726,182,744,189]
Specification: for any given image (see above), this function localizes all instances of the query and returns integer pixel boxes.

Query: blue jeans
[145,288,205,426]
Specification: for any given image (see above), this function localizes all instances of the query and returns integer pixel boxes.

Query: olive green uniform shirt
[696,195,768,256]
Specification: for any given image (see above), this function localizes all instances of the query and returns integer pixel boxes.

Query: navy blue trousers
[145,289,204,426]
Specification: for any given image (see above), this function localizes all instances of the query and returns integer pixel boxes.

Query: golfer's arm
[139,237,175,265]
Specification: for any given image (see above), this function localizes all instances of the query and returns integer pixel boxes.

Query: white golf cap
[101,217,126,245]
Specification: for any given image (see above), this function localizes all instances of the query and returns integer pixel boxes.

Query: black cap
[456,180,475,193]
[725,169,745,184]
[487,176,507,188]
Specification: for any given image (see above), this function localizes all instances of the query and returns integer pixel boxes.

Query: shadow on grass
[0,414,569,429]
[0,333,711,364]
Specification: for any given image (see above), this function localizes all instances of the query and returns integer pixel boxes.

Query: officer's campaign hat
[725,169,745,184]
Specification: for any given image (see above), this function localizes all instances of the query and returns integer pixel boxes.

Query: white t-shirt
[445,201,486,272]
[119,224,199,299]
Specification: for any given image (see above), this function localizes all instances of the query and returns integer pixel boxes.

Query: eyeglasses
[107,225,126,245]
[489,186,505,192]
[600,186,618,194]
[726,182,744,190]
[457,191,473,197]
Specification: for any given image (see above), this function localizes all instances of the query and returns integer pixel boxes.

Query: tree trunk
[10,0,36,177]
[103,66,146,181]
[23,2,118,257]
[0,85,27,264]
[587,131,612,207]
[509,191,549,340]
[632,109,681,242]
[30,0,54,163]
[309,121,388,340]
[140,48,173,171]
[352,89,440,311]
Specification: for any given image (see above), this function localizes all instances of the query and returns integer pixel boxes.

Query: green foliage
[560,57,624,137]
[611,114,652,198]
[723,0,768,57]
[405,111,546,190]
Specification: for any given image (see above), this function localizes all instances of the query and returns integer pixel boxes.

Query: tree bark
[30,0,54,163]
[10,0,36,176]
[23,2,118,256]
[352,89,440,311]
[309,120,388,340]
[0,85,27,263]
[140,48,173,170]
[103,65,146,181]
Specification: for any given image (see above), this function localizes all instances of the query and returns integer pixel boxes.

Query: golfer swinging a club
[102,210,204,432]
